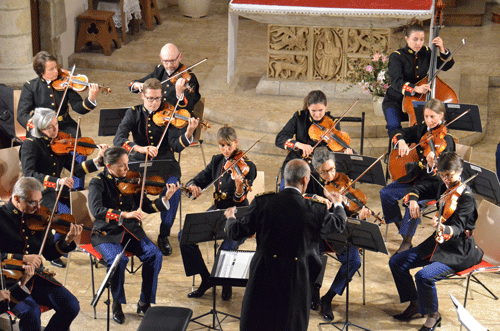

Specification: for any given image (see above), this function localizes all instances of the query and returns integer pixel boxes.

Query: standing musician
[381,99,455,253]
[275,90,352,188]
[382,24,454,135]
[88,146,180,324]
[306,147,371,321]
[129,43,201,114]
[180,125,257,301]
[114,78,199,256]
[0,177,83,331]
[389,152,483,331]
[223,159,346,331]
[0,256,34,315]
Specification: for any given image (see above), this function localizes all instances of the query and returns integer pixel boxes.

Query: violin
[308,117,355,153]
[224,151,253,192]
[25,205,105,236]
[117,171,167,196]
[325,173,367,214]
[152,103,210,129]
[52,68,111,93]
[160,58,207,92]
[1,259,55,280]
[51,131,97,156]
[434,180,465,242]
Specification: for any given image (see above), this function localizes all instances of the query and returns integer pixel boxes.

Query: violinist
[0,256,34,315]
[382,24,454,135]
[88,147,180,324]
[306,147,370,321]
[389,152,483,331]
[380,99,455,253]
[114,78,198,256]
[0,177,83,331]
[129,43,201,114]
[180,125,256,301]
[275,90,352,188]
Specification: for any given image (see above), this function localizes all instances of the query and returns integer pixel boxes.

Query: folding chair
[137,306,192,331]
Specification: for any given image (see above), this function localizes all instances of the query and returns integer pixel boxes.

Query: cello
[402,0,459,126]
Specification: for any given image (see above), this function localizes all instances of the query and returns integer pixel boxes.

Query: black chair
[137,306,193,331]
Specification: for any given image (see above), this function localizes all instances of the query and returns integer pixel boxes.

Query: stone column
[0,0,34,88]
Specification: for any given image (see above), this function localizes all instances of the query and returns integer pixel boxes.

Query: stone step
[443,0,486,26]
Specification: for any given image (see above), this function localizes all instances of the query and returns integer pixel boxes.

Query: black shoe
[221,286,232,301]
[50,258,66,268]
[187,279,212,298]
[393,304,419,320]
[311,286,320,310]
[112,301,125,324]
[137,300,150,316]
[320,296,334,321]
[157,236,172,256]
[419,315,441,331]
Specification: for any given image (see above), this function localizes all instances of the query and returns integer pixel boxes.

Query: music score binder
[210,250,255,287]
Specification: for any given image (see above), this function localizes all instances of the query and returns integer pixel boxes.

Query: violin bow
[138,153,149,213]
[156,98,181,150]
[160,58,208,85]
[309,98,359,153]
[38,117,81,256]
[397,109,471,157]
[198,134,267,196]
[55,64,76,119]
[339,153,386,195]
[429,39,466,83]
[0,249,15,331]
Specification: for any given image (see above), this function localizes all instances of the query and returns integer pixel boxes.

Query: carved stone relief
[313,28,343,81]
[269,26,309,52]
[268,55,308,80]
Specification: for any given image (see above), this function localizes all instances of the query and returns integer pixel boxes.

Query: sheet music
[449,293,488,331]
[215,250,254,279]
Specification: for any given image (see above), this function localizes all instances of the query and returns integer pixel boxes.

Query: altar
[227,0,434,96]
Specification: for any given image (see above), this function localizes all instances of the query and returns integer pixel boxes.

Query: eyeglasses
[439,171,457,180]
[144,96,162,102]
[21,198,43,207]
[160,54,180,64]
[318,167,336,176]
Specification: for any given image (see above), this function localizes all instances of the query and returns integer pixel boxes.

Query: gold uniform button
[416,66,419,69]
[150,143,154,145]
[52,173,56,175]
[25,236,29,239]
[148,130,151,133]
[53,163,56,166]
[164,91,167,94]
[50,94,53,97]
[52,103,55,106]
[294,257,298,261]
[148,124,151,127]
[273,255,277,258]
[47,86,51,88]
[150,136,153,139]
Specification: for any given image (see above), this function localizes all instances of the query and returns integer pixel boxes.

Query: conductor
[224,159,347,331]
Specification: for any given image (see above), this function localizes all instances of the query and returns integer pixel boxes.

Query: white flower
[377,70,386,83]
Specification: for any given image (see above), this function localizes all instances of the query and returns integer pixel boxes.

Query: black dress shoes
[157,236,172,256]
[137,300,150,315]
[320,296,334,321]
[311,286,320,310]
[419,315,441,331]
[221,286,232,301]
[187,279,212,298]
[112,301,125,324]
[393,304,419,320]
[50,258,66,268]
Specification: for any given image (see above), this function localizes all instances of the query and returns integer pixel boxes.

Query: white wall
[59,0,85,68]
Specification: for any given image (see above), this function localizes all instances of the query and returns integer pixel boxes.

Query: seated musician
[389,152,483,331]
[88,146,180,324]
[380,98,455,253]
[181,125,256,301]
[306,147,371,321]
[114,78,198,256]
[0,177,83,330]
[129,43,201,114]
[0,258,34,315]
[275,90,352,189]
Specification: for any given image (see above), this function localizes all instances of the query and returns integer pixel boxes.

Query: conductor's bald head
[284,159,310,192]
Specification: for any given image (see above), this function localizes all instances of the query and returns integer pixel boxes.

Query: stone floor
[3,2,500,331]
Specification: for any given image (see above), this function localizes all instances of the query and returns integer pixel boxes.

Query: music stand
[180,207,249,330]
[91,239,130,331]
[449,293,488,331]
[332,153,386,187]
[461,161,500,204]
[320,218,388,331]
[128,159,178,182]
[413,102,482,132]
[98,108,128,136]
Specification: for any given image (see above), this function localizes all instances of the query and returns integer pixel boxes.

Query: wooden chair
[75,9,121,56]
[456,143,473,162]
[0,146,22,202]
[139,0,162,30]
[247,170,265,203]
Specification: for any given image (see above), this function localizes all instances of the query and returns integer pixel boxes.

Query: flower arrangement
[346,52,390,99]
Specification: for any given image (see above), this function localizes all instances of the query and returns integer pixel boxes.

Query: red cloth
[231,0,432,11]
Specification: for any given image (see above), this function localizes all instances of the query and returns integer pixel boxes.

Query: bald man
[129,43,201,114]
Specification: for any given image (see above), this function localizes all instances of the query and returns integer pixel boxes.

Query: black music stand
[91,239,130,331]
[180,207,249,331]
[413,102,482,132]
[332,153,386,187]
[461,162,500,204]
[128,159,178,182]
[98,108,128,136]
[320,218,388,331]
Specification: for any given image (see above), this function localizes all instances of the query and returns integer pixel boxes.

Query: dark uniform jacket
[0,281,30,314]
[404,181,483,272]
[20,136,98,210]
[17,76,96,137]
[225,188,346,331]
[382,45,454,112]
[129,63,201,113]
[187,153,257,210]
[392,122,455,183]
[275,110,340,172]
[0,201,76,286]
[89,169,168,246]
[113,104,191,180]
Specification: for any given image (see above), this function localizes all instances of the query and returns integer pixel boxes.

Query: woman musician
[381,99,455,253]
[389,152,483,331]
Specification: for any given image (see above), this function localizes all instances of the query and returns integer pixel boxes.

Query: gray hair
[284,159,310,186]
[311,147,336,170]
[12,177,43,199]
[31,107,56,138]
